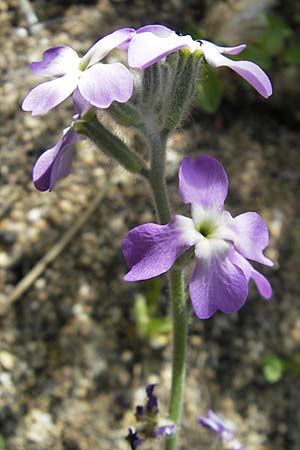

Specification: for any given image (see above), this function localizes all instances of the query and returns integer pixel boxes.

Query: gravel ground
[1,1,300,449]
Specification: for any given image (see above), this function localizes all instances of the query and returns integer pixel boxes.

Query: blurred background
[0,0,300,449]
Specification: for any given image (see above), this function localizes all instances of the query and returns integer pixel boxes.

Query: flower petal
[224,59,272,98]
[72,88,91,115]
[251,268,272,299]
[179,155,228,209]
[200,40,272,98]
[189,254,248,319]
[32,127,78,191]
[154,424,176,437]
[30,46,79,77]
[204,41,246,56]
[123,216,195,281]
[229,249,272,299]
[136,24,175,37]
[78,62,133,108]
[22,72,79,115]
[82,28,135,68]
[233,212,273,266]
[128,31,196,69]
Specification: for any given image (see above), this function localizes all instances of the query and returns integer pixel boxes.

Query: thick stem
[147,132,187,450]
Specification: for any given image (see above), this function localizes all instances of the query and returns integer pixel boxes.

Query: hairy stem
[148,132,187,450]
[75,115,149,178]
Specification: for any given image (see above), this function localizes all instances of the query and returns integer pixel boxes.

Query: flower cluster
[126,384,175,449]
[123,155,272,319]
[198,410,243,450]
[22,25,272,191]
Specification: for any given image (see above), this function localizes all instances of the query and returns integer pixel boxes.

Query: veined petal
[179,155,228,209]
[189,254,248,319]
[22,72,79,115]
[199,40,272,98]
[128,31,196,69]
[78,62,133,108]
[30,46,79,77]
[251,268,272,299]
[123,215,195,281]
[82,28,135,68]
[233,212,273,266]
[223,59,272,98]
[33,127,78,191]
[136,24,175,37]
[229,249,272,299]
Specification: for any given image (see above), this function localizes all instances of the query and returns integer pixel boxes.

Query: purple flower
[153,424,176,438]
[32,90,89,191]
[130,384,175,447]
[32,126,78,191]
[22,28,135,115]
[135,384,159,421]
[198,410,243,450]
[123,155,272,319]
[145,384,159,415]
[128,25,272,98]
[126,428,144,449]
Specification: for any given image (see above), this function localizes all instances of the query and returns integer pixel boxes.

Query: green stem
[148,133,171,224]
[166,268,186,450]
[75,115,149,178]
[147,132,187,450]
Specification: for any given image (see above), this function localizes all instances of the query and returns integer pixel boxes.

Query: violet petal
[30,45,79,77]
[250,268,272,299]
[32,127,78,191]
[179,155,228,209]
[154,424,176,437]
[128,31,195,69]
[72,87,91,115]
[82,28,135,68]
[204,41,246,56]
[123,216,194,281]
[136,24,175,37]
[22,72,79,115]
[229,249,272,299]
[225,59,272,98]
[78,62,133,108]
[189,254,248,319]
[233,212,273,266]
[200,40,272,98]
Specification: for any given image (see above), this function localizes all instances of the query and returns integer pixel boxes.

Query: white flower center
[191,204,235,263]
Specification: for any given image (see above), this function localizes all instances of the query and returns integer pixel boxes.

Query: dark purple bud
[135,405,145,421]
[146,384,159,414]
[126,428,143,449]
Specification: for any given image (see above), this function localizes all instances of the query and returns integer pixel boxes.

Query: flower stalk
[146,131,187,450]
[75,114,149,178]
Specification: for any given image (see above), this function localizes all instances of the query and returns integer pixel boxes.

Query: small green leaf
[148,317,172,336]
[133,294,150,339]
[263,356,284,383]
[144,277,162,314]
[195,63,222,113]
